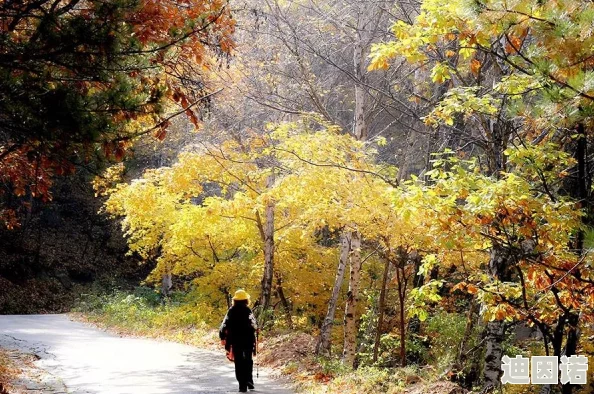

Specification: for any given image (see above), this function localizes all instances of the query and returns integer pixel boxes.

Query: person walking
[219,289,258,392]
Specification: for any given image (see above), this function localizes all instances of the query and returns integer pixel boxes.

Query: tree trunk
[258,175,275,311]
[395,259,407,368]
[339,10,368,369]
[558,123,588,394]
[575,123,588,219]
[372,257,390,363]
[316,231,350,356]
[562,313,580,394]
[342,230,362,368]
[538,313,565,394]
[161,264,172,298]
[224,289,232,309]
[398,298,406,368]
[483,321,505,390]
[353,24,367,141]
[482,244,512,391]
[275,271,293,329]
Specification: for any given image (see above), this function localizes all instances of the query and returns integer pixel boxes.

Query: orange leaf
[155,127,167,141]
[114,146,126,161]
[470,59,481,76]
[451,282,467,293]
[505,35,522,54]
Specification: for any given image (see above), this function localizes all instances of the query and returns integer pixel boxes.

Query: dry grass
[0,349,21,393]
[71,312,220,351]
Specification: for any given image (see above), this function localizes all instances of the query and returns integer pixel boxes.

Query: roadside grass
[73,287,219,349]
[73,287,468,394]
[294,363,415,394]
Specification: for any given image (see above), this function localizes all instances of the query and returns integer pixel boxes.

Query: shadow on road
[0,315,293,394]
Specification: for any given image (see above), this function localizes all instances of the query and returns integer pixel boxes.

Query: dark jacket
[219,303,258,351]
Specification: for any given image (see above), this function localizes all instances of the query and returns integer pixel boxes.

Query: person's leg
[246,350,254,389]
[234,349,248,392]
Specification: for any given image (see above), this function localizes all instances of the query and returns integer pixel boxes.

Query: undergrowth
[73,286,219,348]
[297,364,418,394]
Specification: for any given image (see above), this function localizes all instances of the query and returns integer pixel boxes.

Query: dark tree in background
[0,0,234,313]
[0,0,234,227]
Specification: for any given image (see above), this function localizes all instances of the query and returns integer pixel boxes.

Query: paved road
[0,315,293,394]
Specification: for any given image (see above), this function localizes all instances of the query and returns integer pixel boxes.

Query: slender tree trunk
[538,314,566,394]
[562,313,580,394]
[407,252,423,337]
[161,263,172,297]
[259,200,275,310]
[558,124,588,394]
[353,32,367,141]
[372,257,390,363]
[340,12,368,369]
[259,175,275,311]
[275,271,293,329]
[477,57,514,391]
[224,288,232,309]
[482,244,512,391]
[343,230,362,367]
[554,315,566,359]
[575,123,588,218]
[395,261,407,368]
[398,301,406,367]
[157,154,172,300]
[316,231,351,356]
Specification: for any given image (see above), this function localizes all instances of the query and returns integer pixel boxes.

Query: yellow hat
[232,289,250,301]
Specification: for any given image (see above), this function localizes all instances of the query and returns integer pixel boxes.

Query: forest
[1,0,594,393]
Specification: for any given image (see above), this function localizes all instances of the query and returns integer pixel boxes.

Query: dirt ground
[258,331,317,370]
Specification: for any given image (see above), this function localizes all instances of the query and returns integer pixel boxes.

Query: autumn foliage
[7,0,594,392]
[0,0,234,228]
[100,1,594,391]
